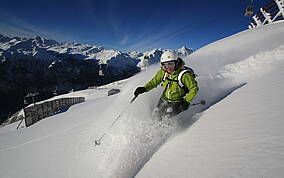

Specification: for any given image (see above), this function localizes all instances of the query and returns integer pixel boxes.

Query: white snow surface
[1,22,284,178]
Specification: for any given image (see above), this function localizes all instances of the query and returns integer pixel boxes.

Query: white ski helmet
[160,50,178,63]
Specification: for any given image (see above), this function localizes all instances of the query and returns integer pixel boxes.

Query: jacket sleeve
[144,69,165,92]
[182,72,199,103]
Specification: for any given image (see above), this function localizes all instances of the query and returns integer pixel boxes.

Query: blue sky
[0,0,265,52]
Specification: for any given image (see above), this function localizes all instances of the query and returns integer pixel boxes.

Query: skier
[134,50,199,118]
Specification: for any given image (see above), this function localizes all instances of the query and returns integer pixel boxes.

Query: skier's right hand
[134,87,146,96]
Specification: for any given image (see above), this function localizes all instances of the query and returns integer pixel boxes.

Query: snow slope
[137,23,284,177]
[0,22,284,178]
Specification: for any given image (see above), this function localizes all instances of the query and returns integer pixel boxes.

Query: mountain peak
[176,46,194,56]
[33,35,43,45]
[181,46,187,49]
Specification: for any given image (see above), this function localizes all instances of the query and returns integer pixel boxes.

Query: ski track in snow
[98,112,180,178]
[0,115,96,152]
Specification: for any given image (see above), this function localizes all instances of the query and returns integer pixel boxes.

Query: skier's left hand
[134,87,146,96]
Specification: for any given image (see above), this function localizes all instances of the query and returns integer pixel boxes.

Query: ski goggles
[162,61,176,69]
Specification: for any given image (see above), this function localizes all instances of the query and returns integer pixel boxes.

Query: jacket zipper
[167,75,171,99]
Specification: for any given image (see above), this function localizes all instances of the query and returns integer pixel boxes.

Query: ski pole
[130,94,138,104]
[190,100,206,106]
[94,95,138,146]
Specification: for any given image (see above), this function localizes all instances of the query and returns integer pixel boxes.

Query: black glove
[134,87,146,96]
[181,101,190,110]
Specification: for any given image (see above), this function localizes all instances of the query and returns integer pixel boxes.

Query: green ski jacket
[144,68,199,103]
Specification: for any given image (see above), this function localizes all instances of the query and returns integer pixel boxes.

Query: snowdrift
[0,22,284,178]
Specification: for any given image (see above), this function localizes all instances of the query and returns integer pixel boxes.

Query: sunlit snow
[0,22,284,178]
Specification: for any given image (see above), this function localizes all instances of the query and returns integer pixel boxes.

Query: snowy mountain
[0,34,140,123]
[0,21,283,178]
[176,45,194,57]
[0,34,139,69]
[137,48,164,70]
[0,34,192,124]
